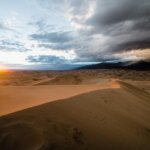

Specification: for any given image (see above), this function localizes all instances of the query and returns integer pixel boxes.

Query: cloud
[27,55,68,64]
[38,43,74,50]
[1,0,150,69]
[114,49,150,62]
[0,22,9,30]
[0,20,15,31]
[30,31,74,43]
[26,54,85,70]
[29,19,55,32]
[30,19,76,50]
[64,0,150,62]
[0,40,30,52]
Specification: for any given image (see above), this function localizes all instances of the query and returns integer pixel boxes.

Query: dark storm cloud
[114,39,150,52]
[30,31,73,43]
[87,0,150,27]
[85,0,150,50]
[64,0,150,62]
[27,55,67,64]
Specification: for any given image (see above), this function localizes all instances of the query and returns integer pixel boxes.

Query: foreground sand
[0,70,150,150]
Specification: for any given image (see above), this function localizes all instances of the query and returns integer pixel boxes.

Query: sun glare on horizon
[0,64,8,72]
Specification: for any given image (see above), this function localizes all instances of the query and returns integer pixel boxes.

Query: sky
[0,0,150,70]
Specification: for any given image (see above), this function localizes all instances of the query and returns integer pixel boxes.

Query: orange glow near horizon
[0,64,8,73]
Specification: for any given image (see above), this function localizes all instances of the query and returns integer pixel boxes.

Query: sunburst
[0,64,7,73]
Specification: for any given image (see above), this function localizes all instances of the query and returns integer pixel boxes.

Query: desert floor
[0,70,150,150]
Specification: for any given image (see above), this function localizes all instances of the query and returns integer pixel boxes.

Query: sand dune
[0,79,119,116]
[0,80,150,150]
[36,74,83,85]
[0,70,150,86]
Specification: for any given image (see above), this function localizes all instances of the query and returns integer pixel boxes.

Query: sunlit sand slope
[0,81,150,150]
[0,79,118,116]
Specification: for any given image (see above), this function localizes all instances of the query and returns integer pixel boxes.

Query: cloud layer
[27,55,67,64]
[0,0,150,69]
[65,0,150,61]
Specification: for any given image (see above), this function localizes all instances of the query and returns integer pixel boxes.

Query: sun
[0,64,7,73]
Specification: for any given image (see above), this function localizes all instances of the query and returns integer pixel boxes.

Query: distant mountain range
[77,61,150,70]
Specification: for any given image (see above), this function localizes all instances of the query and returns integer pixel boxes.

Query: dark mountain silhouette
[77,61,150,70]
[126,60,150,70]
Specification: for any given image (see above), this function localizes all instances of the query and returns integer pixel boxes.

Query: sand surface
[0,70,150,150]
[0,80,118,116]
